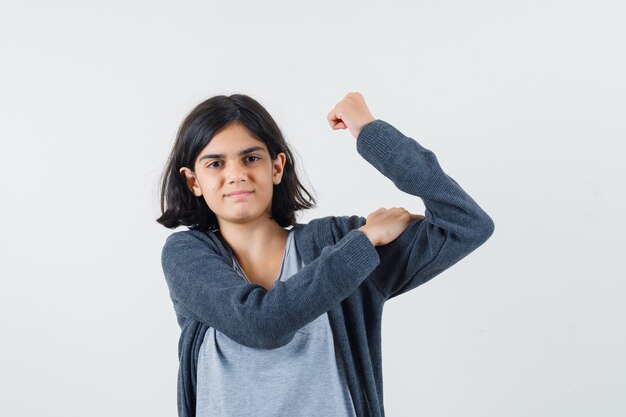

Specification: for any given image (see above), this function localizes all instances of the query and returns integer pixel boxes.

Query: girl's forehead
[204,132,267,153]
[207,122,266,150]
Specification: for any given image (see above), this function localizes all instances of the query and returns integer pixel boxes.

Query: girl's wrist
[358,226,377,246]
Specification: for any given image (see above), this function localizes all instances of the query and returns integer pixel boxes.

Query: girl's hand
[327,92,377,139]
[358,207,425,247]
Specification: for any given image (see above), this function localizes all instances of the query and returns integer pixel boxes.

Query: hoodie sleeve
[352,119,495,301]
[161,227,380,349]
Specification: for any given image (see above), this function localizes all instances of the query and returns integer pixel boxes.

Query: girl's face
[179,121,286,228]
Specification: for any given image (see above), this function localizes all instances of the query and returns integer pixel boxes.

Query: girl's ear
[179,167,202,196]
[272,152,287,185]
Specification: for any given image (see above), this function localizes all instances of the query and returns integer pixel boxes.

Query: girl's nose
[225,162,248,182]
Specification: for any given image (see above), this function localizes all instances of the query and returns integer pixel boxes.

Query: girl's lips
[226,191,253,198]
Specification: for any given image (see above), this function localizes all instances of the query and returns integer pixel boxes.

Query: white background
[1,1,625,416]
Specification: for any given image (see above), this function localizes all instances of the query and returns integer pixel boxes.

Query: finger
[328,119,346,130]
[327,109,339,127]
[327,107,343,120]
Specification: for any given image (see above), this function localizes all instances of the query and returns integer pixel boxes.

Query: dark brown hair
[156,94,317,232]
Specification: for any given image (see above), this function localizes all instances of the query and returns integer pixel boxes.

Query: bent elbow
[450,213,495,248]
[470,214,495,247]
[481,214,495,240]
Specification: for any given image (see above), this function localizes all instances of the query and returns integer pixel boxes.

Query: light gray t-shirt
[195,228,357,417]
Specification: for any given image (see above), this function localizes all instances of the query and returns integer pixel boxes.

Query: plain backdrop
[1,1,625,416]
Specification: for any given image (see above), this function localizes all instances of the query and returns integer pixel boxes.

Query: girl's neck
[217,218,289,264]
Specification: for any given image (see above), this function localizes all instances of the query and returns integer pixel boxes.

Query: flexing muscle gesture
[327,92,425,247]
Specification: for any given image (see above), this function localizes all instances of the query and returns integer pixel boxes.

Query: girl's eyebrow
[199,146,266,161]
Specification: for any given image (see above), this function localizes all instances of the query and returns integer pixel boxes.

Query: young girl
[157,92,495,417]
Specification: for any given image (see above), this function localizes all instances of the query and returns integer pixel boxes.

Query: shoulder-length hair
[156,94,317,232]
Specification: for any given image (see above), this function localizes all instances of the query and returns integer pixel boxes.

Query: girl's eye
[207,155,260,169]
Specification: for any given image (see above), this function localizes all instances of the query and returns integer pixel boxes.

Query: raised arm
[343,118,495,300]
[161,226,380,349]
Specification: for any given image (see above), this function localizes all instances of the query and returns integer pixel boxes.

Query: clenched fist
[327,92,377,139]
